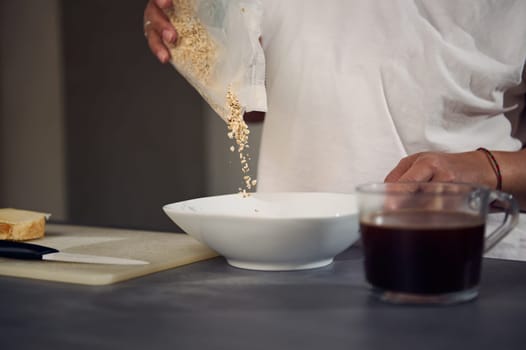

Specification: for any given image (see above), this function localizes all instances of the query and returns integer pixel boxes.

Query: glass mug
[356,182,519,305]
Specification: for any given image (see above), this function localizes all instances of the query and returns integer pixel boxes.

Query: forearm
[492,148,526,211]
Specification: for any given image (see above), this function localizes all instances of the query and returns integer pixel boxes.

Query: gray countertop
[1,246,526,350]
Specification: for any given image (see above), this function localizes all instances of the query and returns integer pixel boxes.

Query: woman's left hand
[384,151,496,188]
[386,148,526,210]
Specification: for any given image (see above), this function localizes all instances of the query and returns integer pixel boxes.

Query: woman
[144,0,526,210]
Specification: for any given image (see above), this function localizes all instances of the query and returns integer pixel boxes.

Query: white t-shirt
[256,0,526,193]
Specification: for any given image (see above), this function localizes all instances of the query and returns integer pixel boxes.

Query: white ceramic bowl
[163,192,359,271]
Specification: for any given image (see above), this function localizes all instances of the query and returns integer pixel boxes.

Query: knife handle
[0,240,58,260]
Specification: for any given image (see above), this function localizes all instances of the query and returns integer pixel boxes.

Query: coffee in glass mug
[356,182,519,305]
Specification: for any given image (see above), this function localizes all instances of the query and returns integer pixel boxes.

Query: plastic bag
[168,0,267,122]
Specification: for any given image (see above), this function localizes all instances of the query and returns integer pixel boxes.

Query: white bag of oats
[168,0,267,121]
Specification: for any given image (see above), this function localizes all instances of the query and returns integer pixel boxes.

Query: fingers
[397,161,435,182]
[385,153,436,183]
[155,0,173,9]
[144,0,178,63]
[146,30,171,63]
[384,153,420,182]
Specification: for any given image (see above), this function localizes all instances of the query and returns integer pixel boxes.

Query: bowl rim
[163,192,358,221]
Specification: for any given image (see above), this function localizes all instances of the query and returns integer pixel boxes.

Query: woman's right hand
[143,0,178,63]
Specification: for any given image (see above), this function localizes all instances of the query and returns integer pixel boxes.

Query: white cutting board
[0,224,218,285]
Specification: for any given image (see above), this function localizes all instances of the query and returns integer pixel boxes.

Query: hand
[143,0,178,63]
[384,151,497,188]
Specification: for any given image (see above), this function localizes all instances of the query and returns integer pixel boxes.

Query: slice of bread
[0,208,50,241]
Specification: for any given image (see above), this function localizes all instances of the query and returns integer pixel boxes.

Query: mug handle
[484,190,520,252]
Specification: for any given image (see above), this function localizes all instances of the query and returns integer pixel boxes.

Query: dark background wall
[0,0,68,218]
[61,0,206,231]
[0,37,3,203]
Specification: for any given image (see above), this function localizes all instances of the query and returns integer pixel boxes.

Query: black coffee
[360,210,485,295]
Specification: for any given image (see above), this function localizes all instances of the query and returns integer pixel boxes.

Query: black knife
[0,240,149,265]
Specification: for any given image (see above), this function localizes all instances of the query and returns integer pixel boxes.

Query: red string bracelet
[477,147,502,191]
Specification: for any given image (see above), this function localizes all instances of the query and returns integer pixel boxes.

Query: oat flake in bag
[168,0,267,121]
